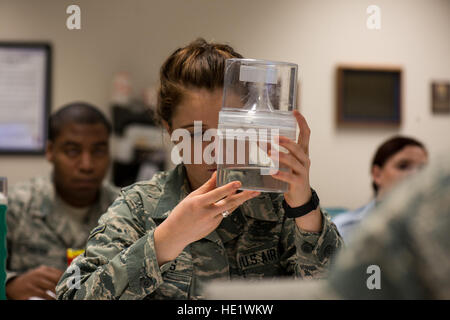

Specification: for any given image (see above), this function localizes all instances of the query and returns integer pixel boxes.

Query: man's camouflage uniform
[56,164,343,300]
[6,176,119,283]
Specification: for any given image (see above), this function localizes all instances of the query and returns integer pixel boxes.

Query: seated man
[6,102,119,300]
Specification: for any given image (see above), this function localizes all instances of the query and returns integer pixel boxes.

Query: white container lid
[222,58,298,112]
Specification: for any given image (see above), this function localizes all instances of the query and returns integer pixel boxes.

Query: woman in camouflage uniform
[56,38,343,300]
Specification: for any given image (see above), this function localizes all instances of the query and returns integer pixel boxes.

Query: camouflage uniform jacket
[6,175,119,282]
[56,164,343,300]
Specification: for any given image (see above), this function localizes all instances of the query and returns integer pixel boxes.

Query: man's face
[46,122,110,202]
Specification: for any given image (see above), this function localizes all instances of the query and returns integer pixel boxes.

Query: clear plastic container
[216,59,298,193]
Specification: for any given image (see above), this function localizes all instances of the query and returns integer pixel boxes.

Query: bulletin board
[0,42,52,154]
[336,65,402,127]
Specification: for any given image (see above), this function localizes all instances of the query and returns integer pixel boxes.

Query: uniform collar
[357,199,377,219]
[29,174,114,248]
[152,164,190,220]
[240,193,279,222]
[29,173,112,219]
[29,175,55,218]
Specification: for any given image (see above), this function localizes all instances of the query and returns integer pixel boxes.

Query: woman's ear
[371,165,382,188]
[162,120,172,135]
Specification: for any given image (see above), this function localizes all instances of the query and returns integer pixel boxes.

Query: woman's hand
[270,110,322,232]
[154,172,260,265]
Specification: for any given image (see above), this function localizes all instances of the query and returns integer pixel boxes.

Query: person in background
[5,102,119,300]
[333,136,428,243]
[56,39,343,300]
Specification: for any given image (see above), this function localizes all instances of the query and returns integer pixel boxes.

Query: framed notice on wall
[0,42,51,154]
[431,81,450,114]
[336,65,402,127]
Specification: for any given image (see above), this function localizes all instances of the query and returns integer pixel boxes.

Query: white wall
[1,0,449,208]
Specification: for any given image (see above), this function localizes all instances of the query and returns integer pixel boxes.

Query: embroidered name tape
[237,247,279,271]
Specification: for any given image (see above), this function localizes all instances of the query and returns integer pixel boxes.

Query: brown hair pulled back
[157,38,243,127]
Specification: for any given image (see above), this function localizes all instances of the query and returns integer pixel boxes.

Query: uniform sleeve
[56,195,171,300]
[279,202,344,279]
[5,188,27,285]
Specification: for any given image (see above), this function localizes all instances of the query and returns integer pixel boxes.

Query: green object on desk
[0,178,7,300]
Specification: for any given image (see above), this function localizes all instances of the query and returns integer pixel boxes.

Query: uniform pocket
[158,251,193,299]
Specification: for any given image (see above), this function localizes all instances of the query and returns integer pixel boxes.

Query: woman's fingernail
[233,182,241,188]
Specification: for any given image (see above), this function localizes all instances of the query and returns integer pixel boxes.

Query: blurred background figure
[333,136,428,243]
[5,102,119,300]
